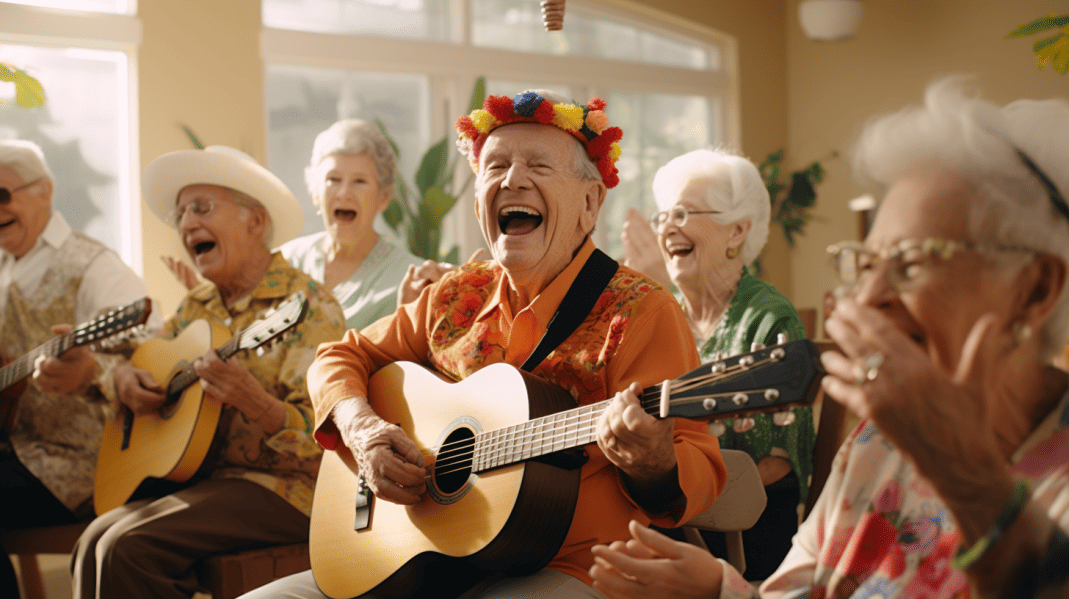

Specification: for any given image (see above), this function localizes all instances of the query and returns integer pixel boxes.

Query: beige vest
[1,232,107,516]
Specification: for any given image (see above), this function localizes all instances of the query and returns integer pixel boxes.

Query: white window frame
[261,0,738,256]
[0,1,142,271]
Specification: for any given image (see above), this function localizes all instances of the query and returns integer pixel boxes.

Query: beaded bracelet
[953,479,1032,570]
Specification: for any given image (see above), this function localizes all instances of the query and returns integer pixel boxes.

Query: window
[262,0,736,259]
[0,1,140,267]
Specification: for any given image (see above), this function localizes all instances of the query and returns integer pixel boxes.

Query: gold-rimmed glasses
[167,199,218,227]
[649,205,719,230]
[827,238,1035,293]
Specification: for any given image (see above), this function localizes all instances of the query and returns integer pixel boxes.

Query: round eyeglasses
[167,199,217,227]
[649,205,720,230]
[827,238,1035,293]
[0,179,41,205]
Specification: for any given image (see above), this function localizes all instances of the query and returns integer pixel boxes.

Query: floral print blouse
[719,392,1069,599]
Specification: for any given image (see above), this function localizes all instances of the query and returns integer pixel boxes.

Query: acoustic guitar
[94,291,308,515]
[0,298,153,434]
[309,338,824,599]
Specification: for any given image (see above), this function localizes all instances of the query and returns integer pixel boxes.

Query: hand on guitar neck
[32,323,99,395]
[114,348,284,433]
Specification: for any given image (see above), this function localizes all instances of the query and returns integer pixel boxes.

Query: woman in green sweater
[623,148,815,581]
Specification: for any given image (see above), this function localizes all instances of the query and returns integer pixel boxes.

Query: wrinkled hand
[598,382,676,483]
[622,209,671,288]
[820,297,1009,483]
[114,361,166,415]
[162,255,201,290]
[334,398,429,505]
[397,249,488,306]
[32,324,98,395]
[192,349,269,409]
[590,519,724,599]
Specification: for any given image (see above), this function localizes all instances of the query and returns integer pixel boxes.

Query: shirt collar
[38,211,72,250]
[474,237,597,328]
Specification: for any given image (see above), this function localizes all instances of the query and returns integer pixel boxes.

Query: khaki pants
[72,478,309,599]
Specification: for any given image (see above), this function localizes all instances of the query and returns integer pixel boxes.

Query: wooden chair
[2,522,89,599]
[804,340,849,518]
[3,523,308,599]
[680,449,766,574]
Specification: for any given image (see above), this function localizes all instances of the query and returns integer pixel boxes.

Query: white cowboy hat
[142,145,302,247]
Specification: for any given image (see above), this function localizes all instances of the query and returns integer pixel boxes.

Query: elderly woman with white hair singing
[592,77,1069,599]
[278,119,424,329]
[624,148,815,581]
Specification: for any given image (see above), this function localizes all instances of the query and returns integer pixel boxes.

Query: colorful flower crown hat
[455,91,623,189]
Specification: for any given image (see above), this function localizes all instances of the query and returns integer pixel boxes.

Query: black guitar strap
[520,248,619,373]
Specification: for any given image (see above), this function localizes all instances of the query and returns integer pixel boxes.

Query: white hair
[854,76,1069,359]
[0,139,53,184]
[652,148,771,265]
[304,119,397,199]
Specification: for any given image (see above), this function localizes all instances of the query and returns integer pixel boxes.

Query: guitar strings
[427,355,773,468]
[424,355,780,478]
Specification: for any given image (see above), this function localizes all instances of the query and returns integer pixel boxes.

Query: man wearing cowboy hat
[70,146,346,599]
[0,139,162,599]
[243,91,727,599]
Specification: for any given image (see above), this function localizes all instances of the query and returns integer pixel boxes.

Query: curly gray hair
[0,139,53,185]
[304,119,397,200]
[853,76,1069,359]
[651,148,771,266]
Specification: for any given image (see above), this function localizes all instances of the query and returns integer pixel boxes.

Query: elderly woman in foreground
[639,149,815,581]
[591,78,1069,598]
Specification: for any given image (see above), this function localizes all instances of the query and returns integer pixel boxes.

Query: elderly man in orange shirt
[241,90,727,599]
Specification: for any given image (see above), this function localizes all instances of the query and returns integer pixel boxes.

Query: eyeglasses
[649,205,719,229]
[0,179,41,205]
[167,199,217,227]
[826,237,1034,293]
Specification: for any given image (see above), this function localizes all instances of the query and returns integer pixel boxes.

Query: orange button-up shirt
[310,238,726,586]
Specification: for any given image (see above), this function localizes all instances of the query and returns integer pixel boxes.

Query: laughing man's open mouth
[498,206,543,235]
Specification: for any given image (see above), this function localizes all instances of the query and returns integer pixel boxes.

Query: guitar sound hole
[434,427,475,496]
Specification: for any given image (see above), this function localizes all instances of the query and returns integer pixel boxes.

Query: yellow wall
[786,0,1069,331]
[138,0,265,315]
[632,0,794,296]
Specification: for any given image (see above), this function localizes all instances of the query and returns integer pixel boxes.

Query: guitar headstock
[236,291,309,353]
[656,339,825,422]
[73,297,153,350]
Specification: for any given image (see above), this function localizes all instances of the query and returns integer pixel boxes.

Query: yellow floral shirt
[158,252,345,515]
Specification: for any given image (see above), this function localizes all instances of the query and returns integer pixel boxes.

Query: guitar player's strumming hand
[193,348,285,433]
[332,396,429,505]
[32,323,98,395]
[113,361,166,415]
[598,381,683,515]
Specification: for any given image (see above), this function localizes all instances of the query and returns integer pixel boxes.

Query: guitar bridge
[354,475,372,531]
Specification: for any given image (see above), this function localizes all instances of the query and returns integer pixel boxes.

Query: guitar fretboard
[0,334,74,392]
[164,335,242,399]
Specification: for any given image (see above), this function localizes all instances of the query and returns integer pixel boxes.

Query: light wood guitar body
[311,362,584,599]
[94,319,227,515]
[310,340,823,599]
[94,291,307,515]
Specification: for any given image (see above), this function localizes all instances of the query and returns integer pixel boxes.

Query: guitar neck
[468,394,665,474]
[0,333,76,392]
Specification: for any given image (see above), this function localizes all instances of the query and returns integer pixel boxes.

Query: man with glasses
[0,139,161,598]
[70,145,346,599]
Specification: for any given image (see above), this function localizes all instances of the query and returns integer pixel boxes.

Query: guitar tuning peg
[776,333,789,345]
[772,411,796,426]
[256,346,265,357]
[750,342,766,352]
[732,417,756,433]
[708,421,727,437]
